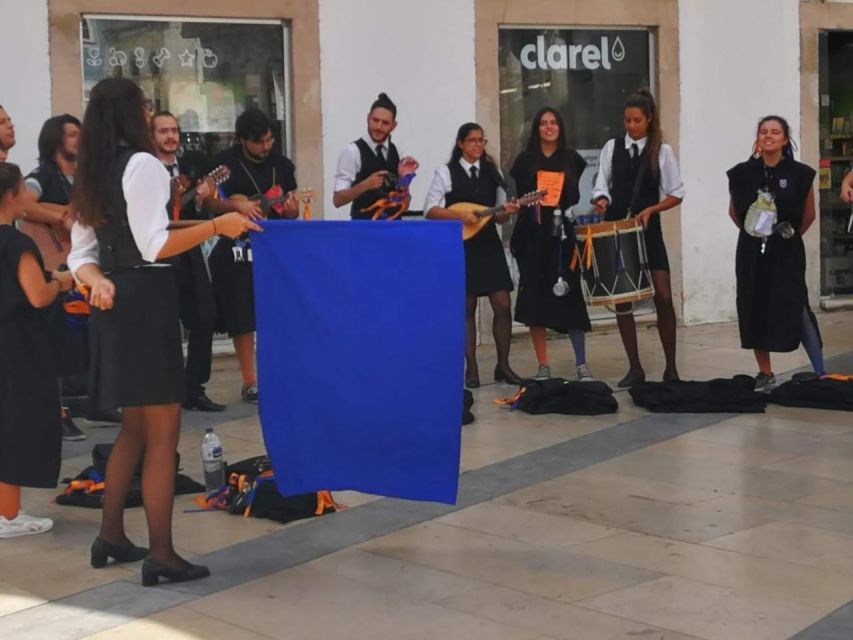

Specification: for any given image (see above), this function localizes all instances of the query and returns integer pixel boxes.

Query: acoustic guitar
[19,202,71,271]
[452,189,548,241]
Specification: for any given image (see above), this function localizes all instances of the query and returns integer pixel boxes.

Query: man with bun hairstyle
[333,93,418,219]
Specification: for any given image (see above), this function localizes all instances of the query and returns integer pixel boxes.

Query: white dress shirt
[68,152,171,274]
[591,134,686,204]
[333,135,401,195]
[423,158,508,214]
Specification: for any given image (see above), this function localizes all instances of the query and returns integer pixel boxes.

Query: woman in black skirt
[0,162,68,538]
[727,115,824,389]
[510,107,591,381]
[591,88,685,387]
[425,123,521,387]
[68,78,259,585]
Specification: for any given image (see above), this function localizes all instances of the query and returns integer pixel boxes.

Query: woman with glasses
[425,123,521,388]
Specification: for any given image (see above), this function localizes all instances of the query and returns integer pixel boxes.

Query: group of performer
[0,79,843,590]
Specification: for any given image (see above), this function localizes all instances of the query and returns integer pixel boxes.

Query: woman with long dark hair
[68,77,259,585]
[424,123,521,387]
[591,88,685,387]
[727,115,823,389]
[0,162,67,538]
[510,107,591,380]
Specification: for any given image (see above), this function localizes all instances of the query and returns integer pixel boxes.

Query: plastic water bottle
[201,428,225,493]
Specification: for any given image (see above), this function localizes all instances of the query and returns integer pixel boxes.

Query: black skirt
[512,209,591,332]
[465,221,513,295]
[209,237,256,336]
[88,267,184,410]
[642,214,670,272]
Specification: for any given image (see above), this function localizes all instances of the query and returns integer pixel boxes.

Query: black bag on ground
[222,456,337,524]
[463,389,475,425]
[514,379,618,415]
[56,445,203,508]
[629,375,767,413]
[769,378,853,411]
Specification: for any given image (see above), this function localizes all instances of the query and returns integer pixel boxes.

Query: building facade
[1,0,851,325]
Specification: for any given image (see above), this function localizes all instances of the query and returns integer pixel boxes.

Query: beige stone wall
[800,0,853,300]
[47,0,325,207]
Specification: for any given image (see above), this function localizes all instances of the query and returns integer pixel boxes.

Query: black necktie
[166,163,178,176]
[469,165,478,180]
[631,143,639,159]
[375,144,384,162]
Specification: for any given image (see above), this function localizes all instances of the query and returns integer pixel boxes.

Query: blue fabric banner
[251,220,464,504]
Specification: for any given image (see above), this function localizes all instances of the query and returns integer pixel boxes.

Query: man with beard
[0,106,13,161]
[210,108,299,403]
[22,114,92,441]
[333,93,418,219]
[151,110,225,412]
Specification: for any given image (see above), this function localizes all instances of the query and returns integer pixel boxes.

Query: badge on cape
[779,179,788,189]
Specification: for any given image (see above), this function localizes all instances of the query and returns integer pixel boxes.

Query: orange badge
[536,170,565,208]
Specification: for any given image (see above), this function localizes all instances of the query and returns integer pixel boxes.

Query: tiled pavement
[1,311,852,639]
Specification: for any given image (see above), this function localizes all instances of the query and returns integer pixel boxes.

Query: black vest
[95,148,146,273]
[445,160,500,209]
[350,138,400,219]
[25,161,72,206]
[607,138,660,220]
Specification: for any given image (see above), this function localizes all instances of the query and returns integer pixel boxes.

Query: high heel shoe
[90,536,149,568]
[494,365,524,386]
[141,557,211,587]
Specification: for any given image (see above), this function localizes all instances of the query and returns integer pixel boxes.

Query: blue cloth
[251,220,465,504]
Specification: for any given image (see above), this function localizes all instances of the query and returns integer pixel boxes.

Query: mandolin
[230,187,314,218]
[451,189,548,241]
[171,165,231,221]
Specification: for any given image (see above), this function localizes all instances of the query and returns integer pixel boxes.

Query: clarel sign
[520,35,626,71]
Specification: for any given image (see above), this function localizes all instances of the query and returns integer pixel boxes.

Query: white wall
[318,0,476,219]
[0,0,52,171]
[678,0,802,325]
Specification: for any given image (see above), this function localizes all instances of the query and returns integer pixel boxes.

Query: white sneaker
[534,364,551,380]
[577,363,594,381]
[0,513,54,538]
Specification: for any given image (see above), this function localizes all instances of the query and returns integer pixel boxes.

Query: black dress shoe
[61,416,86,442]
[141,558,210,587]
[465,373,480,389]
[182,393,226,412]
[90,536,149,568]
[617,370,646,388]
[494,365,524,386]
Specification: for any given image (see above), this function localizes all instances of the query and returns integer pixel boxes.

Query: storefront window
[818,31,853,298]
[498,27,653,207]
[81,16,291,159]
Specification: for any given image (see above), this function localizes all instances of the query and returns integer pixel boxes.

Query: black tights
[614,269,678,377]
[99,403,188,569]
[465,290,513,376]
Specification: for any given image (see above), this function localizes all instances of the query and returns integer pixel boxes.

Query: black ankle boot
[90,536,149,568]
[141,558,211,587]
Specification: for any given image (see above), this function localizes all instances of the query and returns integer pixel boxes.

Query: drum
[574,218,654,306]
